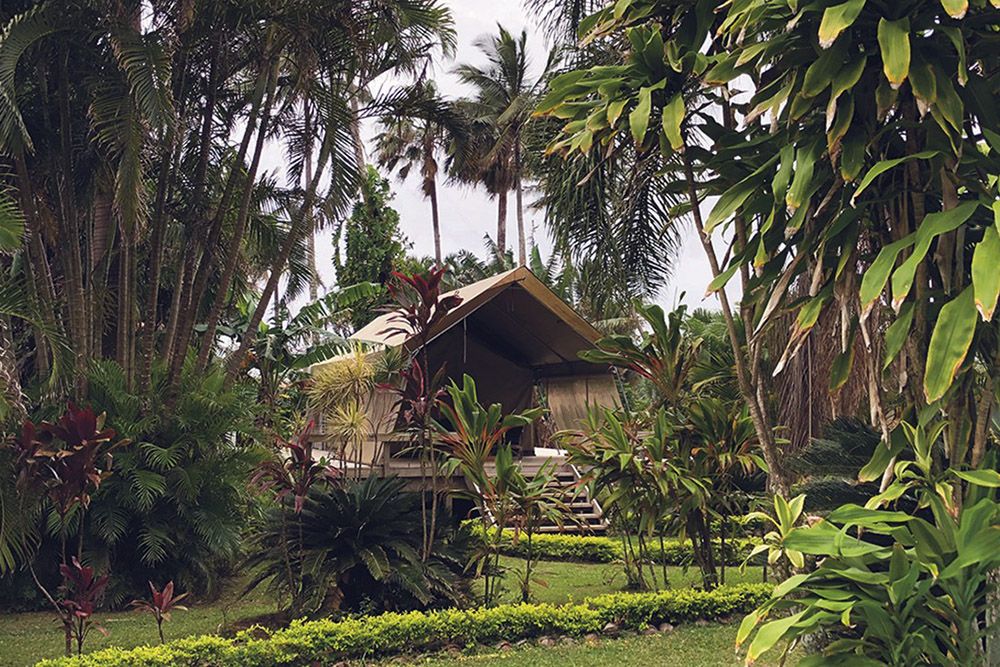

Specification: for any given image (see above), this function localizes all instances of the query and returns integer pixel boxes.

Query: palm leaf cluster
[245,476,470,615]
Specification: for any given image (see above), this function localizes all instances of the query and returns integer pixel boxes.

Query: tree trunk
[496,190,508,257]
[514,141,526,266]
[57,51,89,397]
[429,177,442,264]
[680,148,789,496]
[224,132,332,384]
[167,47,273,388]
[305,102,319,303]
[195,63,278,371]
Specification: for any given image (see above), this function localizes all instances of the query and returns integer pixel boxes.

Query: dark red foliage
[381,267,463,346]
[379,269,462,431]
[59,557,110,618]
[131,580,189,621]
[251,421,336,513]
[12,403,122,517]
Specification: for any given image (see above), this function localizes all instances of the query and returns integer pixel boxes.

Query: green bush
[468,524,757,565]
[39,584,772,667]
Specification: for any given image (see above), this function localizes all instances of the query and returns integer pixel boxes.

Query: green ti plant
[437,374,544,605]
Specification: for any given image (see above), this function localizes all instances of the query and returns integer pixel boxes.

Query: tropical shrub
[438,374,549,604]
[40,584,773,667]
[245,475,470,615]
[59,557,110,656]
[82,359,261,604]
[739,421,1000,664]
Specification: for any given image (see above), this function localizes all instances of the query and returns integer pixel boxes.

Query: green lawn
[0,580,275,667]
[483,556,765,606]
[384,624,796,666]
[0,560,767,666]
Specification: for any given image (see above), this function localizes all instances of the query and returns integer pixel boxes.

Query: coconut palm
[453,26,558,265]
[375,81,468,264]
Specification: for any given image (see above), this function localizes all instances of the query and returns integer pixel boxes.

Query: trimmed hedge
[38,584,772,667]
[470,524,758,565]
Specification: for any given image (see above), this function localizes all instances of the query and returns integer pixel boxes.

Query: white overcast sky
[266,0,734,314]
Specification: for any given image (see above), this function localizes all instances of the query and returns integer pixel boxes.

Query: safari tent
[308,266,619,482]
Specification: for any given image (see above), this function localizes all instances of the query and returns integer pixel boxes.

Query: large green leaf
[851,151,939,205]
[876,18,910,90]
[818,0,866,49]
[660,92,684,151]
[882,302,914,370]
[628,80,664,146]
[858,236,913,311]
[746,609,808,663]
[802,40,847,98]
[924,285,977,402]
[971,203,1000,320]
[952,469,1000,488]
[705,153,779,232]
[0,193,24,252]
[890,201,979,309]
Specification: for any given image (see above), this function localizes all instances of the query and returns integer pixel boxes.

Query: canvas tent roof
[347,266,605,377]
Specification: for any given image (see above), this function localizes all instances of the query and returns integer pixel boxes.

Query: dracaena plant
[130,581,189,644]
[381,268,463,561]
[250,421,335,616]
[8,403,123,656]
[251,421,335,514]
[738,419,1000,665]
[436,374,544,605]
[58,557,110,656]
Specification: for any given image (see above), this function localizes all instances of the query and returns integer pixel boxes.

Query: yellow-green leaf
[882,302,914,370]
[924,285,977,402]
[607,98,627,127]
[629,86,652,146]
[890,202,979,309]
[939,0,968,18]
[802,40,847,98]
[818,0,867,49]
[747,610,808,663]
[787,142,822,211]
[971,202,1000,320]
[877,18,910,90]
[707,262,740,295]
[661,92,685,151]
[859,236,913,311]
[851,150,939,205]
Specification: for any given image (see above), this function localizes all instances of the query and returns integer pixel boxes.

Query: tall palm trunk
[305,103,320,302]
[57,52,89,397]
[514,140,526,266]
[195,65,278,371]
[167,45,274,389]
[224,132,332,384]
[680,147,789,496]
[496,189,508,256]
[0,315,26,425]
[429,178,442,264]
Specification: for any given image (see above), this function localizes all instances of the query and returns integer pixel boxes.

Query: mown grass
[383,624,796,667]
[0,560,767,666]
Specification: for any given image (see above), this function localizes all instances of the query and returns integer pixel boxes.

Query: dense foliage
[245,476,470,615]
[540,0,1000,662]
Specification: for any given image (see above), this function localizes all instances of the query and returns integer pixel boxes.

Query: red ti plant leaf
[251,420,337,514]
[58,557,110,654]
[131,580,189,643]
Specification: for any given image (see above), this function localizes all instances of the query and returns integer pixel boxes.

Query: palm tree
[374,81,467,264]
[453,26,558,265]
